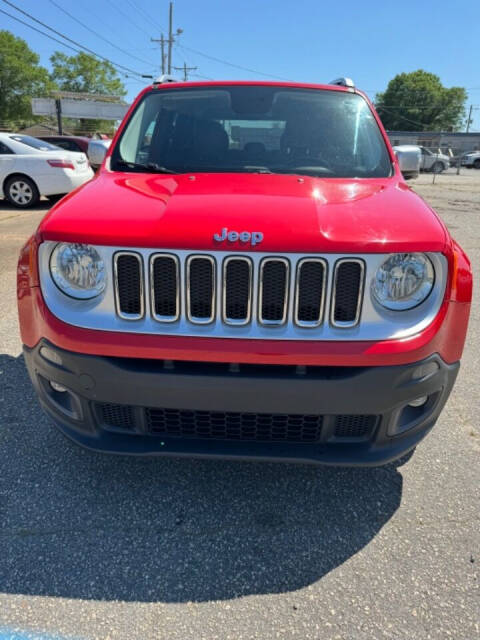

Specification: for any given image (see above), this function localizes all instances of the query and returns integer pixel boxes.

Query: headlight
[50,243,106,299]
[372,253,434,311]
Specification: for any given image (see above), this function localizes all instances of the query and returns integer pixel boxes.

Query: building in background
[387,131,480,155]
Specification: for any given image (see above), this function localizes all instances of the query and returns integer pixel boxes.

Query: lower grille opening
[334,414,377,439]
[98,402,136,431]
[95,402,378,444]
[146,408,323,442]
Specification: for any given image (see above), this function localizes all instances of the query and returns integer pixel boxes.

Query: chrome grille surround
[331,258,365,328]
[186,254,216,324]
[258,257,290,326]
[113,251,144,320]
[149,253,180,322]
[222,256,253,326]
[294,258,328,327]
[39,243,448,342]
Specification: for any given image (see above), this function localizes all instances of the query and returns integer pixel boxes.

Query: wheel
[5,176,40,208]
[432,161,444,173]
[474,159,480,169]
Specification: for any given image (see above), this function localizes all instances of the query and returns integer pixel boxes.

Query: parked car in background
[393,145,421,179]
[419,146,450,173]
[0,133,93,208]
[38,135,90,155]
[461,150,480,169]
[87,138,111,170]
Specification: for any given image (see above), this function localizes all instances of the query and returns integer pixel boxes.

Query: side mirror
[87,140,111,170]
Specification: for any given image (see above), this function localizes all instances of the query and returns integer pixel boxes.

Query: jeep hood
[39,172,447,253]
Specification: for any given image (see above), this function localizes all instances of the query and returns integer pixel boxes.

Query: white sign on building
[32,98,129,120]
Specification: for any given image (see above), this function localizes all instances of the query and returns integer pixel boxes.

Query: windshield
[112,86,392,178]
[9,135,61,151]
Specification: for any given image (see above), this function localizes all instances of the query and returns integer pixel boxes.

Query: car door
[0,141,17,195]
[419,147,431,170]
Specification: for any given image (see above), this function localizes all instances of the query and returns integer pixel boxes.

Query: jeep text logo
[213,228,264,246]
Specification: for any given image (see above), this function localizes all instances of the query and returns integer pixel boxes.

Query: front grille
[95,402,377,443]
[151,254,179,321]
[259,258,289,324]
[223,257,252,324]
[113,252,366,332]
[114,253,143,318]
[295,259,326,326]
[146,408,323,442]
[187,256,215,323]
[332,259,364,326]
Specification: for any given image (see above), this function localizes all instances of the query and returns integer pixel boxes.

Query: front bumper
[24,340,459,466]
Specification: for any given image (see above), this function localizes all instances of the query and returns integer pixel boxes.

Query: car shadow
[0,199,50,212]
[0,352,403,603]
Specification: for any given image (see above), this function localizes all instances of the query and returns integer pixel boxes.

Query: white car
[0,133,94,208]
[461,151,480,169]
[419,146,450,173]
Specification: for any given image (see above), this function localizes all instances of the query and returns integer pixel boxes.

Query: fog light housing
[50,381,67,393]
[409,396,428,407]
[40,345,63,365]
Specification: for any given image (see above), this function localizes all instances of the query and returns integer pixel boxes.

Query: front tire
[5,176,40,208]
[474,159,480,169]
[432,161,445,174]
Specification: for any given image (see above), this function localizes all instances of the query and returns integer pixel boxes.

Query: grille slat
[223,257,252,324]
[114,252,143,318]
[151,254,179,321]
[114,252,366,331]
[295,259,326,326]
[332,259,364,327]
[259,258,289,324]
[187,256,215,323]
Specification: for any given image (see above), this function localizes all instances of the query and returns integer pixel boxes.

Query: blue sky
[2,0,480,130]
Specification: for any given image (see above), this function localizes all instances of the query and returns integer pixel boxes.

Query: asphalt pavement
[0,175,478,639]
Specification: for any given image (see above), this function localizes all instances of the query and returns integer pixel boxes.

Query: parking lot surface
[0,173,479,640]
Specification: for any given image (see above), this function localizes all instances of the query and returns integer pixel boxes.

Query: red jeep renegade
[17,78,472,465]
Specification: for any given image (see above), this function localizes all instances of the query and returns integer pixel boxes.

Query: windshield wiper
[115,160,179,174]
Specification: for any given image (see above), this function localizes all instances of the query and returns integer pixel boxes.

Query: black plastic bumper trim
[23,340,459,466]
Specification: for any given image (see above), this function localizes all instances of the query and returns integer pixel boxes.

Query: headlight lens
[50,243,106,299]
[372,253,434,310]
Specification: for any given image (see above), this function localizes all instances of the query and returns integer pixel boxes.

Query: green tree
[0,30,55,127]
[375,70,467,131]
[50,51,127,135]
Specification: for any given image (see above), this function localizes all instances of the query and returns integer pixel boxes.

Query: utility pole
[466,104,473,133]
[55,98,63,135]
[151,3,182,76]
[151,34,166,74]
[173,62,198,81]
[168,2,173,74]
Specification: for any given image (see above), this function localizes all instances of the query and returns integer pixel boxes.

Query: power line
[104,0,152,38]
[0,0,145,78]
[123,0,164,33]
[177,43,292,81]
[0,7,145,86]
[48,0,155,68]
